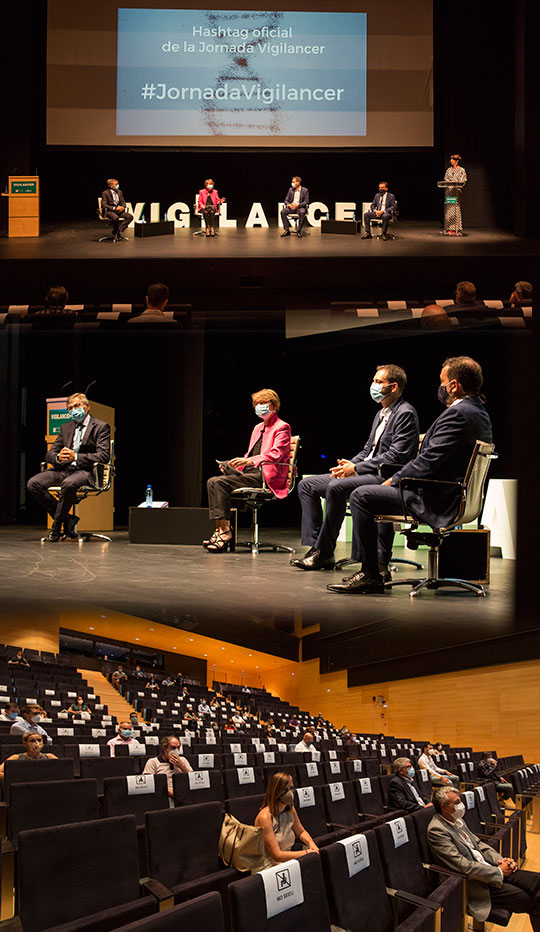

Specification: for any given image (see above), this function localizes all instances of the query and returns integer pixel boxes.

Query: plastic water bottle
[141,213,146,224]
[145,485,153,507]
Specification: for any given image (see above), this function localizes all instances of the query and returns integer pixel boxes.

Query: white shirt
[418,752,447,776]
[294,740,314,753]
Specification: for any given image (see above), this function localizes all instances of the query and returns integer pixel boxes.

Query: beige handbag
[218,813,265,871]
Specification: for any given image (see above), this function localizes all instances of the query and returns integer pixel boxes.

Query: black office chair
[370,202,399,240]
[40,440,115,542]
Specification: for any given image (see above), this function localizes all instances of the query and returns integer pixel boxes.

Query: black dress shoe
[47,520,63,542]
[290,549,335,571]
[63,514,80,540]
[281,230,290,237]
[327,571,385,593]
[297,230,302,238]
[362,233,372,239]
[382,233,388,241]
[378,563,392,583]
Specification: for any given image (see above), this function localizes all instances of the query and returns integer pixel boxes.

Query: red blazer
[242,413,291,498]
[197,188,221,212]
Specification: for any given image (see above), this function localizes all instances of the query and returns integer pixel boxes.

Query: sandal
[207,529,233,553]
[210,228,215,236]
[202,529,221,549]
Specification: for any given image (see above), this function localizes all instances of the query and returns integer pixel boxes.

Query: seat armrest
[326,820,353,831]
[386,888,441,912]
[423,862,466,882]
[0,918,23,932]
[1,839,14,855]
[140,878,174,902]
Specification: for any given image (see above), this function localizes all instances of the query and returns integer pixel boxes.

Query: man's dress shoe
[290,548,335,571]
[327,571,385,594]
[47,520,62,542]
[63,514,80,540]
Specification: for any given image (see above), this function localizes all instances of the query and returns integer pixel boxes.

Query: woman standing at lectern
[443,154,467,235]
[197,178,225,237]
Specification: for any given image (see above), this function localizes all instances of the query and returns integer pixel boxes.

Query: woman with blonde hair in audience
[0,732,57,778]
[253,771,319,872]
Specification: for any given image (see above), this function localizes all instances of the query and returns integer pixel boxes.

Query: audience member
[428,787,540,929]
[418,743,459,786]
[129,712,140,729]
[210,697,220,711]
[107,721,143,757]
[10,705,52,744]
[388,757,433,812]
[443,281,489,316]
[111,665,128,686]
[0,703,22,722]
[8,649,30,667]
[128,283,174,324]
[509,281,532,307]
[142,735,193,797]
[184,705,197,721]
[224,719,237,733]
[420,303,452,330]
[31,286,77,318]
[477,753,516,804]
[132,665,145,679]
[294,731,315,753]
[101,654,113,676]
[198,699,211,716]
[63,696,91,718]
[253,771,319,872]
[0,732,57,777]
[145,676,160,690]
[162,674,176,686]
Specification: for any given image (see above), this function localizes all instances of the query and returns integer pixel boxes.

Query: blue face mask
[121,729,132,738]
[9,711,18,720]
[255,403,271,418]
[114,184,119,191]
[407,767,415,779]
[370,383,386,403]
[70,406,86,423]
[438,383,450,405]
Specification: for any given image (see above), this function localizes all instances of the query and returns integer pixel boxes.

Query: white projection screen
[46,0,433,148]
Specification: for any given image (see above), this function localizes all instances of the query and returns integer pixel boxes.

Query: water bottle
[141,213,146,224]
[145,485,153,507]
[325,209,330,221]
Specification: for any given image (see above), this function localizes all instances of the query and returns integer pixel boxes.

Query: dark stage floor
[1,222,537,312]
[0,525,516,678]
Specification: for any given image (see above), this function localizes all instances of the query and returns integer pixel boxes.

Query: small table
[134,220,175,238]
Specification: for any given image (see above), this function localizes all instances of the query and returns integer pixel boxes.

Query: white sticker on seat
[188,770,210,790]
[261,859,304,919]
[358,777,372,794]
[329,761,341,774]
[330,782,345,801]
[145,736,159,745]
[198,753,214,768]
[78,744,100,757]
[92,728,106,737]
[295,786,315,808]
[306,762,319,777]
[463,791,475,809]
[310,750,321,762]
[352,759,363,772]
[57,727,74,735]
[476,786,486,802]
[206,736,216,745]
[238,767,255,785]
[230,743,241,753]
[128,743,145,755]
[126,774,155,795]
[328,750,337,760]
[234,753,247,766]
[264,752,275,764]
[338,833,370,877]
[389,818,409,848]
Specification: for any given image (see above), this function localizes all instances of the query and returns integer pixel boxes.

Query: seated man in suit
[291,364,419,575]
[101,178,133,241]
[328,355,492,593]
[281,176,309,237]
[362,181,396,241]
[443,281,492,319]
[428,786,540,930]
[27,392,111,542]
[388,757,434,813]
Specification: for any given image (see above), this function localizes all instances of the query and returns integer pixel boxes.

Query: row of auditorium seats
[329,299,532,330]
[0,305,192,330]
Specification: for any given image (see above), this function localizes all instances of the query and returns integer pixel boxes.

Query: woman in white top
[443,154,467,235]
[253,771,318,872]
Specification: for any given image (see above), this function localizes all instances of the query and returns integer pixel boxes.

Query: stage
[1,221,538,313]
[0,525,522,685]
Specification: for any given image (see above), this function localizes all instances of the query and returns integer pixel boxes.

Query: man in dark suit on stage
[362,181,396,241]
[27,393,111,541]
[388,757,434,813]
[280,176,310,237]
[328,356,492,593]
[290,364,419,574]
[101,178,133,240]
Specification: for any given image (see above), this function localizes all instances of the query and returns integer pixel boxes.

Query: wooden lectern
[2,176,40,237]
[45,397,115,533]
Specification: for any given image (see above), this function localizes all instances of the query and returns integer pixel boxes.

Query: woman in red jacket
[197,178,225,237]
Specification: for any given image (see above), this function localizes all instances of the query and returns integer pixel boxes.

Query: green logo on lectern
[445,196,457,204]
[11,181,37,194]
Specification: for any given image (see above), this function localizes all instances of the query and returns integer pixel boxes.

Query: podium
[437,180,465,232]
[45,397,115,534]
[1,176,40,237]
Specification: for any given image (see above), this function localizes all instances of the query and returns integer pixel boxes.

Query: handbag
[218,812,265,872]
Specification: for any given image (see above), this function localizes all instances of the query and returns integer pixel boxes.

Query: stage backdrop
[46,0,433,149]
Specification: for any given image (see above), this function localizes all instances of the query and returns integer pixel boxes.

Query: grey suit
[428,813,540,926]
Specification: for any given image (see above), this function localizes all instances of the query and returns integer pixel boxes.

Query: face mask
[291,181,297,187]
[31,714,42,724]
[280,789,294,807]
[114,184,119,191]
[407,767,415,779]
[121,729,132,738]
[9,712,18,720]
[70,406,86,423]
[370,382,386,403]
[452,802,466,819]
[206,184,214,190]
[255,403,271,418]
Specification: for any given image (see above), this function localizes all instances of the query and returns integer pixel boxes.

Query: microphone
[10,167,19,174]
[61,380,73,393]
[84,380,97,397]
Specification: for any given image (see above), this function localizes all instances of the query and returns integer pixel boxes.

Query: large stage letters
[125,198,362,228]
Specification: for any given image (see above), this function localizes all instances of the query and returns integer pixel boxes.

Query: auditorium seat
[17,815,156,932]
[225,793,264,825]
[482,782,526,862]
[3,757,74,803]
[294,784,350,847]
[461,789,510,856]
[172,769,224,806]
[353,775,403,820]
[296,761,326,786]
[222,752,255,769]
[223,767,265,799]
[229,851,331,932]
[79,756,138,793]
[7,778,98,848]
[103,773,170,825]
[112,893,224,932]
[320,832,436,932]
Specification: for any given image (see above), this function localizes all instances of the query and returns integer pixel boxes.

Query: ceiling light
[89,627,94,631]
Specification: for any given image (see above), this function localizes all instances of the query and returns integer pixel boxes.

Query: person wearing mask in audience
[205,389,291,552]
[224,718,237,733]
[162,674,176,687]
[280,176,310,238]
[63,696,91,718]
[289,714,299,728]
[8,650,30,667]
[128,283,174,325]
[418,743,460,787]
[0,703,22,723]
[362,181,397,241]
[388,757,434,812]
[132,665,145,679]
[181,686,189,699]
[129,712,141,730]
[254,772,319,872]
[477,753,516,805]
[428,787,540,929]
[0,732,57,778]
[509,281,532,308]
[291,365,418,575]
[294,731,315,753]
[145,676,160,690]
[197,178,226,237]
[10,705,52,744]
[101,654,113,677]
[142,735,193,798]
[111,665,128,686]
[198,699,211,716]
[101,177,133,241]
[210,697,220,711]
[232,709,245,726]
[184,705,197,722]
[328,356,492,594]
[107,721,143,757]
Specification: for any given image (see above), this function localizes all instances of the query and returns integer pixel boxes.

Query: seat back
[103,773,170,826]
[229,851,331,932]
[145,800,225,887]
[284,434,301,496]
[409,807,434,864]
[374,817,430,920]
[18,815,142,932]
[322,780,359,827]
[80,755,138,793]
[9,778,98,843]
[172,769,224,806]
[4,757,74,802]
[353,775,385,816]
[225,793,264,825]
[295,784,333,840]
[296,761,325,786]
[443,440,496,531]
[223,766,265,799]
[111,893,225,932]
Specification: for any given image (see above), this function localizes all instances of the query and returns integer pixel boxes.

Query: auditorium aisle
[80,670,137,722]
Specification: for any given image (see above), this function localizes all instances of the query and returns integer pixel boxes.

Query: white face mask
[452,802,466,820]
[31,714,42,724]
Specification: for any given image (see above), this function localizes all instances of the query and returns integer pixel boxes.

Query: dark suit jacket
[101,188,127,212]
[388,774,425,813]
[391,396,493,528]
[46,417,111,483]
[352,397,419,476]
[284,186,310,210]
[369,191,396,213]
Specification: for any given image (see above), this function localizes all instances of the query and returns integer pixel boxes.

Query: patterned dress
[443,165,467,233]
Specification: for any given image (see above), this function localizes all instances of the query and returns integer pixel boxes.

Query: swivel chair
[40,441,115,542]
